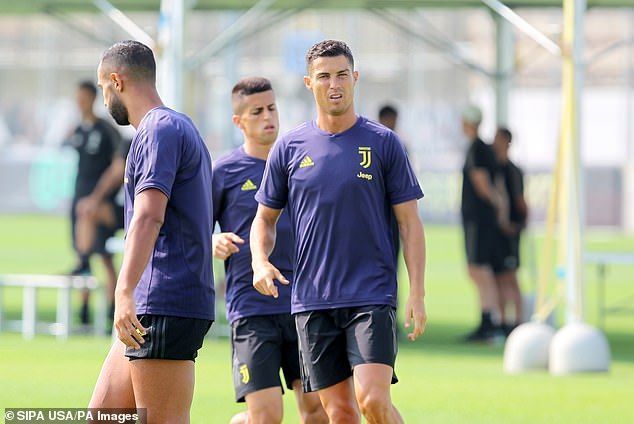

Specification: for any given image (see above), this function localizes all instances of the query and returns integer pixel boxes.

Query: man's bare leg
[129,359,195,423]
[316,378,360,424]
[76,201,118,324]
[353,364,402,424]
[242,386,284,424]
[291,380,328,424]
[468,264,499,315]
[76,201,116,255]
[89,340,135,408]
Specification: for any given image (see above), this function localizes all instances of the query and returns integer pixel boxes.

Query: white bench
[585,251,634,328]
[0,274,107,339]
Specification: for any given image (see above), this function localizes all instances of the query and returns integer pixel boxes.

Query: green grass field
[0,215,633,423]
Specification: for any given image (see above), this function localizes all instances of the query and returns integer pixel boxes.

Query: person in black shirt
[74,138,130,323]
[66,81,122,325]
[460,105,503,342]
[379,104,398,133]
[379,104,405,266]
[492,127,528,335]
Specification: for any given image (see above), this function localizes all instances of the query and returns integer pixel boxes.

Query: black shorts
[125,314,212,361]
[463,220,497,266]
[70,197,123,255]
[113,203,125,231]
[231,314,301,402]
[492,231,521,274]
[295,305,398,393]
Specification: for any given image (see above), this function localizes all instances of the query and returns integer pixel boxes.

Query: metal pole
[158,0,185,111]
[562,0,586,324]
[482,0,561,57]
[494,13,514,126]
[624,11,634,233]
[93,0,155,48]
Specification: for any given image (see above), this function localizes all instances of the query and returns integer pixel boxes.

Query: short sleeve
[133,125,182,198]
[101,122,121,155]
[515,166,525,195]
[255,138,288,210]
[211,165,225,226]
[385,132,424,205]
[118,139,132,160]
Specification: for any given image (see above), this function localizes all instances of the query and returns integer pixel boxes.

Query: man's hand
[114,287,147,349]
[501,222,518,236]
[212,233,244,260]
[404,295,427,341]
[252,261,289,299]
[76,195,100,219]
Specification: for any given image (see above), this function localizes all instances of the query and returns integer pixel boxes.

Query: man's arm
[212,233,244,260]
[469,168,497,205]
[92,157,125,201]
[393,199,427,341]
[76,157,125,218]
[250,204,288,298]
[114,188,167,349]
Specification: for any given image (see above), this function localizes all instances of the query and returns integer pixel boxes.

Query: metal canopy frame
[28,0,630,131]
[1,0,633,14]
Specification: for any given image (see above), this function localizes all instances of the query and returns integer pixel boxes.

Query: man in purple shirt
[89,41,214,423]
[251,40,428,424]
[212,77,326,424]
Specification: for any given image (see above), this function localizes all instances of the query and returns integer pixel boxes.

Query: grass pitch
[0,215,632,423]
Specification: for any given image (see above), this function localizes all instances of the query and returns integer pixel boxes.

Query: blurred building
[0,6,632,230]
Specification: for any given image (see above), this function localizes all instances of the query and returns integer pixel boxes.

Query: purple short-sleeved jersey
[124,106,214,320]
[212,147,294,323]
[255,116,423,314]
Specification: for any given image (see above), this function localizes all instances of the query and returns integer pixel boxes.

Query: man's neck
[243,139,272,161]
[128,88,164,129]
[315,107,357,134]
[81,112,97,125]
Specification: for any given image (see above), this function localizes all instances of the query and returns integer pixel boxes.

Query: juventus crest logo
[239,364,250,384]
[358,147,372,168]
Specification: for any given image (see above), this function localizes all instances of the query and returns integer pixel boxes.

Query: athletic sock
[70,255,92,276]
[79,255,90,271]
[80,302,90,325]
[481,311,493,330]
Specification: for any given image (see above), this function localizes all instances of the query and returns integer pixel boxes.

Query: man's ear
[303,75,312,91]
[232,114,242,129]
[110,72,124,93]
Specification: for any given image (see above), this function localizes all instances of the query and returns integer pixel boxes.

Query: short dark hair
[497,127,513,143]
[305,40,354,72]
[379,105,398,119]
[100,40,156,83]
[231,77,273,113]
[78,80,97,97]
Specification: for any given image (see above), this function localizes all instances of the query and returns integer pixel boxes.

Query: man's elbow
[397,218,414,238]
[135,210,165,230]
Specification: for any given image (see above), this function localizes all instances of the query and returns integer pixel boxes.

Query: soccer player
[492,127,527,335]
[378,104,407,265]
[66,81,122,325]
[89,41,214,423]
[378,105,398,132]
[460,105,503,342]
[74,137,130,322]
[251,40,427,424]
[212,77,327,424]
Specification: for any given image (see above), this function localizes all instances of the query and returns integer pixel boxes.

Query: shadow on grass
[605,331,634,363]
[397,321,634,364]
[397,321,505,358]
[3,301,631,364]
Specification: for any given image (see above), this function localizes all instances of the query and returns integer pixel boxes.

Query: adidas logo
[241,179,257,191]
[299,156,314,168]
